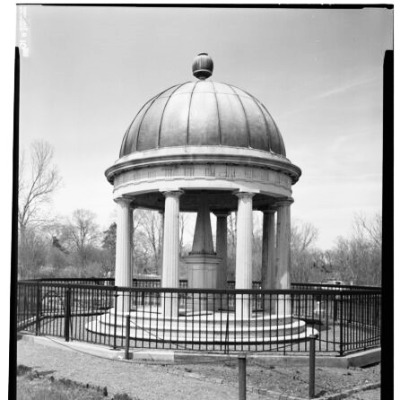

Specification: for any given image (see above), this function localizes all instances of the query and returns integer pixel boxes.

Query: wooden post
[125,314,131,360]
[238,354,247,400]
[309,335,317,399]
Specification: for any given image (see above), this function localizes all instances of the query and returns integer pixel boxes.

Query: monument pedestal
[185,254,221,313]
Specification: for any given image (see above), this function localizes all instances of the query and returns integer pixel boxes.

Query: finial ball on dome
[192,53,213,80]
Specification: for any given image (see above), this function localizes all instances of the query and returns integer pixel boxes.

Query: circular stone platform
[86,308,316,347]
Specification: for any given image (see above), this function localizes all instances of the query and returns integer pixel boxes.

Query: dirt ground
[345,389,381,400]
[166,359,380,399]
[16,336,381,400]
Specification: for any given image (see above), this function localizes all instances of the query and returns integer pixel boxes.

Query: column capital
[275,198,294,207]
[259,207,277,214]
[114,196,134,208]
[162,190,184,199]
[213,210,230,218]
[235,191,256,200]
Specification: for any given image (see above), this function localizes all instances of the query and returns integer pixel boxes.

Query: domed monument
[96,54,308,346]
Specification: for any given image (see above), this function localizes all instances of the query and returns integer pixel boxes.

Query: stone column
[261,209,276,312]
[215,211,229,310]
[275,199,293,315]
[215,212,229,290]
[158,211,164,277]
[161,191,183,318]
[114,197,133,314]
[235,192,255,320]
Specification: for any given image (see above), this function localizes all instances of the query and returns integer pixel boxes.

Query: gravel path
[17,337,268,400]
[346,389,381,400]
[16,335,382,400]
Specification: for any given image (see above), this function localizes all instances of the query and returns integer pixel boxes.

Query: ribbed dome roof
[120,80,286,158]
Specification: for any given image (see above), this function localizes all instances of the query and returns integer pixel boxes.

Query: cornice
[105,146,301,185]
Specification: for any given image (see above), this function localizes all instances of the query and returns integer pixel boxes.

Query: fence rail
[17,280,381,356]
[291,282,381,291]
[22,278,381,291]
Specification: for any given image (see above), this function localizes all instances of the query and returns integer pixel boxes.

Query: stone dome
[119,80,286,157]
[106,54,301,204]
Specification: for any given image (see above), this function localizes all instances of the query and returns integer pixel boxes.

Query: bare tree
[131,209,145,274]
[62,209,99,275]
[328,213,382,285]
[290,220,321,283]
[18,141,61,277]
[18,141,61,233]
[291,221,319,252]
[18,226,48,279]
[179,213,191,256]
[134,209,162,274]
[226,212,237,279]
[227,212,237,247]
[353,213,382,248]
[64,209,99,248]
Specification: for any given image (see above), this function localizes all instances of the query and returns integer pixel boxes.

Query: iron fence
[22,277,115,286]
[33,279,381,292]
[23,277,188,288]
[17,281,381,356]
[33,278,382,291]
[292,282,381,291]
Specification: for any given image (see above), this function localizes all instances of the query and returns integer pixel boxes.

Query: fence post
[64,287,71,342]
[113,290,118,349]
[309,335,317,399]
[125,314,131,360]
[238,354,247,400]
[35,284,41,336]
[339,293,344,356]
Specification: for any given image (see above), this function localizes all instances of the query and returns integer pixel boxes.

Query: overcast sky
[17,5,393,250]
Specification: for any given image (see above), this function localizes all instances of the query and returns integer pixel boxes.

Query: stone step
[86,309,311,344]
[105,308,295,324]
[86,319,311,343]
[95,313,306,335]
